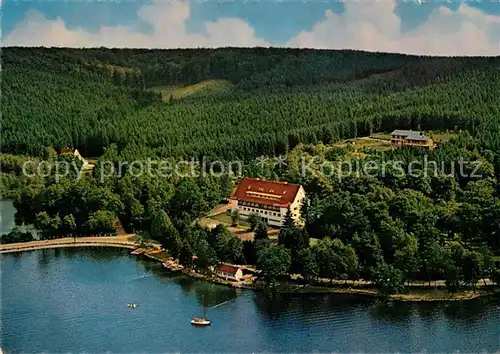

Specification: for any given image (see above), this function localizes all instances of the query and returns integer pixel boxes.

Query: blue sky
[2,0,499,55]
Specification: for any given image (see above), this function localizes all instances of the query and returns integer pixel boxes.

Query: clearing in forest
[328,130,459,157]
[151,79,233,101]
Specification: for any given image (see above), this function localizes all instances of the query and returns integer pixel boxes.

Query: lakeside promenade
[0,235,138,254]
[1,235,495,302]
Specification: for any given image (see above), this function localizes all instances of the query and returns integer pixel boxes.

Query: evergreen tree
[254,221,269,241]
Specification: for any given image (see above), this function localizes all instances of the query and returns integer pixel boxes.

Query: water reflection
[253,292,369,321]
[37,248,52,268]
[368,299,496,326]
[53,248,63,259]
[169,275,239,307]
[2,248,499,354]
[422,302,443,320]
[253,292,296,320]
[252,292,500,330]
[59,246,131,262]
[16,247,500,331]
[441,299,496,325]
[134,255,241,308]
[0,200,16,235]
[5,251,22,260]
[31,247,130,268]
[369,300,414,324]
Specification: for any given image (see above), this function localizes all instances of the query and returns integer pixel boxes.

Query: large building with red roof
[230,177,306,227]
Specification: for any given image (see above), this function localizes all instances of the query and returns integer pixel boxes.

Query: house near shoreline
[215,264,243,282]
[230,177,306,227]
[390,130,434,149]
[58,148,90,168]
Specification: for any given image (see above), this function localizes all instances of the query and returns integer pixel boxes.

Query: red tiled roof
[216,264,241,275]
[230,177,301,208]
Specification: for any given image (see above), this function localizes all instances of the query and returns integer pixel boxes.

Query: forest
[2,47,499,159]
[2,47,500,294]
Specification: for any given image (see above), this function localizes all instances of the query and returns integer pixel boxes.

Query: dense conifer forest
[3,47,499,159]
[2,47,500,295]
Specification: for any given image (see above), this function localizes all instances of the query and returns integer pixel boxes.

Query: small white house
[215,264,243,282]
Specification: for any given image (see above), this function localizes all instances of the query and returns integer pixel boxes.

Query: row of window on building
[239,200,280,212]
[241,207,281,217]
[392,139,428,144]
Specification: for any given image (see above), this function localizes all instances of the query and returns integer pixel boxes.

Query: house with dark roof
[230,177,306,227]
[215,264,243,281]
[390,130,434,149]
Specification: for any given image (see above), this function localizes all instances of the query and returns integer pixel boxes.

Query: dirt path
[114,219,127,236]
[207,200,236,217]
[289,274,494,288]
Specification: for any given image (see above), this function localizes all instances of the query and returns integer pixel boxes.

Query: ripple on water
[1,249,499,353]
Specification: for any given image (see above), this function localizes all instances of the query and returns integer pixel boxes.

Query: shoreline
[269,284,486,302]
[0,236,138,254]
[188,276,486,302]
[1,239,493,302]
[161,262,490,302]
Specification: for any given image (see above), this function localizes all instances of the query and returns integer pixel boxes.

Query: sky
[2,0,499,55]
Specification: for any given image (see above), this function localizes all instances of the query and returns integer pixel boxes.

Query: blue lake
[1,247,499,353]
[0,200,16,235]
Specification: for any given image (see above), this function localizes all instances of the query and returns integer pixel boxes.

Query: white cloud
[2,0,499,55]
[287,1,500,56]
[2,1,270,48]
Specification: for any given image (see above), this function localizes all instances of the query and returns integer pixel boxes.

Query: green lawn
[428,130,459,143]
[370,132,393,140]
[150,79,233,102]
[330,136,394,155]
[310,238,320,246]
[209,212,250,227]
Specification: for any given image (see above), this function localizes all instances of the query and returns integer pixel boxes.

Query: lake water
[0,200,16,235]
[0,199,38,238]
[1,247,499,353]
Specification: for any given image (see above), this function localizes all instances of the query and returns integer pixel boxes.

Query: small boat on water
[191,298,211,326]
[191,317,211,326]
[127,303,137,308]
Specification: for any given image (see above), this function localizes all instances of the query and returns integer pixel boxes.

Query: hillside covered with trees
[2,47,500,295]
[3,47,499,159]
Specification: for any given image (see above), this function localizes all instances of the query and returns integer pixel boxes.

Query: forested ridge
[3,47,499,159]
[2,47,500,295]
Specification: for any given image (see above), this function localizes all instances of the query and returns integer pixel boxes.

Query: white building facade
[231,177,306,227]
[215,264,243,281]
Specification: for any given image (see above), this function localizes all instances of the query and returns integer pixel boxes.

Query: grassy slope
[151,80,233,101]
[122,68,496,156]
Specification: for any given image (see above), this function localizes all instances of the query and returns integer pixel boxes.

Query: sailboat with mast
[191,297,211,326]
